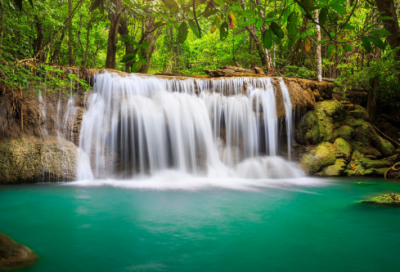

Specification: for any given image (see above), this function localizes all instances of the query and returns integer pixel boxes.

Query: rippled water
[1,178,400,272]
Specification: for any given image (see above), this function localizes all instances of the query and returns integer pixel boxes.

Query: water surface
[1,178,399,272]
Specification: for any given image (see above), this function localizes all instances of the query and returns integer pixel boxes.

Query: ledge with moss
[359,193,400,206]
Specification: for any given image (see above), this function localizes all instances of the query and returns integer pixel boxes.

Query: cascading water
[77,72,304,181]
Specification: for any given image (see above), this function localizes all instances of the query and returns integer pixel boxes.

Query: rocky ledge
[360,193,400,206]
[297,100,399,177]
[0,232,37,269]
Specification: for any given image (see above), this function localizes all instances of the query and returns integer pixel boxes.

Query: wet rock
[333,125,353,142]
[295,111,320,145]
[315,100,346,142]
[334,137,352,160]
[360,193,400,206]
[0,136,77,184]
[299,142,337,174]
[316,158,347,176]
[0,232,37,269]
[345,151,398,176]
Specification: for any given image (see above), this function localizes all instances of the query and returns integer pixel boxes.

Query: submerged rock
[360,193,400,206]
[0,232,37,269]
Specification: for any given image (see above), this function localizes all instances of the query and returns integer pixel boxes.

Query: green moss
[333,125,353,142]
[300,142,337,174]
[295,111,320,145]
[360,193,400,206]
[347,105,369,120]
[345,151,397,177]
[316,158,346,176]
[344,117,366,128]
[334,137,352,160]
[374,136,395,157]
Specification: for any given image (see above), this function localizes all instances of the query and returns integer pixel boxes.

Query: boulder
[299,142,337,174]
[316,158,347,176]
[345,151,398,176]
[295,111,320,145]
[0,232,37,269]
[360,193,400,206]
[0,136,77,183]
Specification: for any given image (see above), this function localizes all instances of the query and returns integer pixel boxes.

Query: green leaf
[28,0,34,8]
[319,7,328,25]
[220,22,229,41]
[369,37,385,50]
[342,23,355,30]
[163,0,178,9]
[332,4,346,15]
[370,29,391,36]
[121,53,136,63]
[378,16,393,20]
[256,19,264,28]
[344,45,352,52]
[327,44,334,59]
[178,22,188,44]
[263,29,273,50]
[90,0,103,12]
[318,38,330,45]
[287,12,297,40]
[271,34,281,44]
[301,32,307,39]
[189,20,200,38]
[154,22,163,30]
[270,22,284,39]
[361,38,372,53]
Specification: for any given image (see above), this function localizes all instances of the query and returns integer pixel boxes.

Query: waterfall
[279,78,293,160]
[77,72,303,180]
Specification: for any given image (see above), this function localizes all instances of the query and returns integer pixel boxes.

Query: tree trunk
[138,16,162,74]
[33,15,44,62]
[118,17,135,72]
[68,0,74,66]
[105,0,123,69]
[239,0,268,69]
[82,18,92,68]
[314,10,322,82]
[367,76,378,121]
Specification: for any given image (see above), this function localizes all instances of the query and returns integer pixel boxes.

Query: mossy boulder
[360,193,400,206]
[333,125,353,142]
[347,105,369,120]
[345,151,398,176]
[0,232,37,269]
[316,158,347,176]
[334,137,352,160]
[315,101,346,142]
[299,142,337,174]
[295,111,320,145]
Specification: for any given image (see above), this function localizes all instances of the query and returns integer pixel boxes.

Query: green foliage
[283,66,315,79]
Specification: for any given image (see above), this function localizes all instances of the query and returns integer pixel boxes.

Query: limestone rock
[0,232,37,269]
[316,158,347,176]
[333,125,353,142]
[360,193,400,206]
[295,111,320,145]
[345,151,398,176]
[334,137,352,160]
[0,136,77,184]
[299,142,337,174]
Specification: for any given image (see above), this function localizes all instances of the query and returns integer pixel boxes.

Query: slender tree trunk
[51,31,65,64]
[82,19,92,68]
[0,1,4,60]
[68,0,74,66]
[367,76,378,121]
[138,16,162,74]
[314,10,322,82]
[33,15,44,62]
[105,0,123,69]
[118,17,135,72]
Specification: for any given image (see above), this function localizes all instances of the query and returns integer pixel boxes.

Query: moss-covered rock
[334,137,352,160]
[316,158,347,176]
[373,136,396,157]
[295,111,320,145]
[0,232,37,269]
[315,100,346,142]
[360,193,400,206]
[333,125,353,142]
[347,105,369,120]
[299,142,337,174]
[345,151,398,176]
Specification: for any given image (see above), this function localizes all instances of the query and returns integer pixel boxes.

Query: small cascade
[279,78,293,160]
[77,72,303,180]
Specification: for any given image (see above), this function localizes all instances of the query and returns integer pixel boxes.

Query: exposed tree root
[371,123,400,148]
[384,162,400,179]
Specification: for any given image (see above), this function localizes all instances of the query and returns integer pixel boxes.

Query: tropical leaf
[305,37,311,52]
[369,37,385,50]
[319,7,328,26]
[178,22,188,43]
[121,53,136,63]
[90,0,103,12]
[344,45,352,52]
[263,29,272,50]
[189,20,200,38]
[361,38,372,53]
[270,22,284,39]
[163,0,178,9]
[220,22,229,41]
[287,12,297,40]
[228,13,236,29]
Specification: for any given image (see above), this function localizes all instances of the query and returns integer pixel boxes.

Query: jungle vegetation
[0,0,400,119]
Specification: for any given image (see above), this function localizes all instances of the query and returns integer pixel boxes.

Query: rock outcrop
[297,101,398,177]
[360,193,400,206]
[0,136,77,183]
[0,232,37,269]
